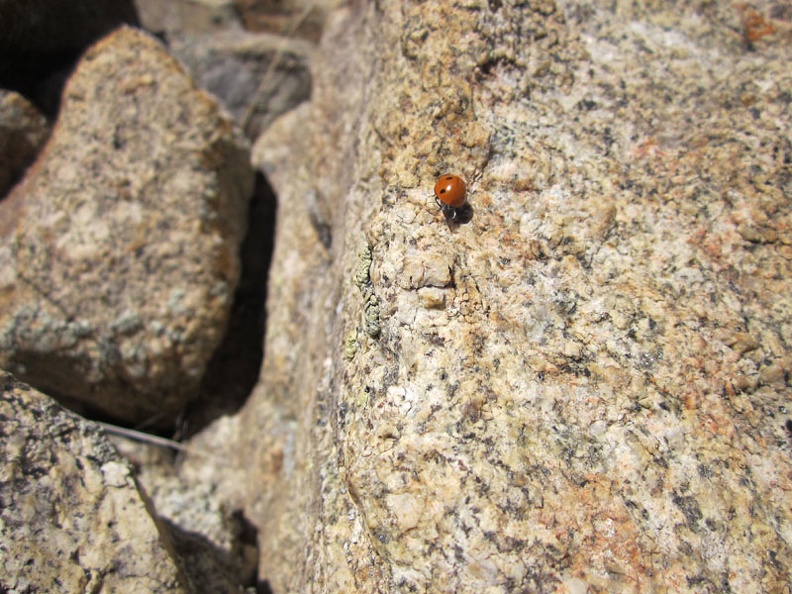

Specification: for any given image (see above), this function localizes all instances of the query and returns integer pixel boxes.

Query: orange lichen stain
[562,475,654,591]
[682,390,699,411]
[499,232,522,248]
[698,407,738,441]
[632,137,682,178]
[632,137,666,160]
[735,4,776,43]
[699,413,721,436]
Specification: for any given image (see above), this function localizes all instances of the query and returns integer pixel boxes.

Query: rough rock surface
[170,29,314,137]
[0,90,49,197]
[0,26,253,425]
[134,0,241,38]
[0,0,138,113]
[243,0,792,592]
[0,371,188,593]
[234,0,333,42]
[110,432,253,593]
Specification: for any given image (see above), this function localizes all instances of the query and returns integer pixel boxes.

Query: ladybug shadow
[442,203,474,227]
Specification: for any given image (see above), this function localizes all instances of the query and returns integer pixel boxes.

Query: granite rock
[0,26,254,426]
[134,0,242,38]
[242,0,792,592]
[111,431,253,593]
[0,90,49,197]
[0,371,189,593]
[0,0,138,112]
[170,29,314,138]
[234,0,337,42]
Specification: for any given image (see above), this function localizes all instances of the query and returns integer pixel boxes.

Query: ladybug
[434,174,470,222]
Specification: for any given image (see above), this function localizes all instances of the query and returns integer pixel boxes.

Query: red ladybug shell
[434,174,467,208]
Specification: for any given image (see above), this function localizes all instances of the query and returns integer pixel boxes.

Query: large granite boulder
[0,372,189,592]
[239,1,792,591]
[0,27,254,426]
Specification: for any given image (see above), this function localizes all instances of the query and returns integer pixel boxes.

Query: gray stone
[233,0,335,42]
[0,27,254,426]
[241,0,792,592]
[170,29,314,137]
[0,371,189,593]
[112,434,252,593]
[0,90,49,197]
[133,0,241,37]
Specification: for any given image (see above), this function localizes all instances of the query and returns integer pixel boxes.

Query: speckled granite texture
[0,90,49,197]
[0,372,189,593]
[0,26,253,425]
[241,1,792,591]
